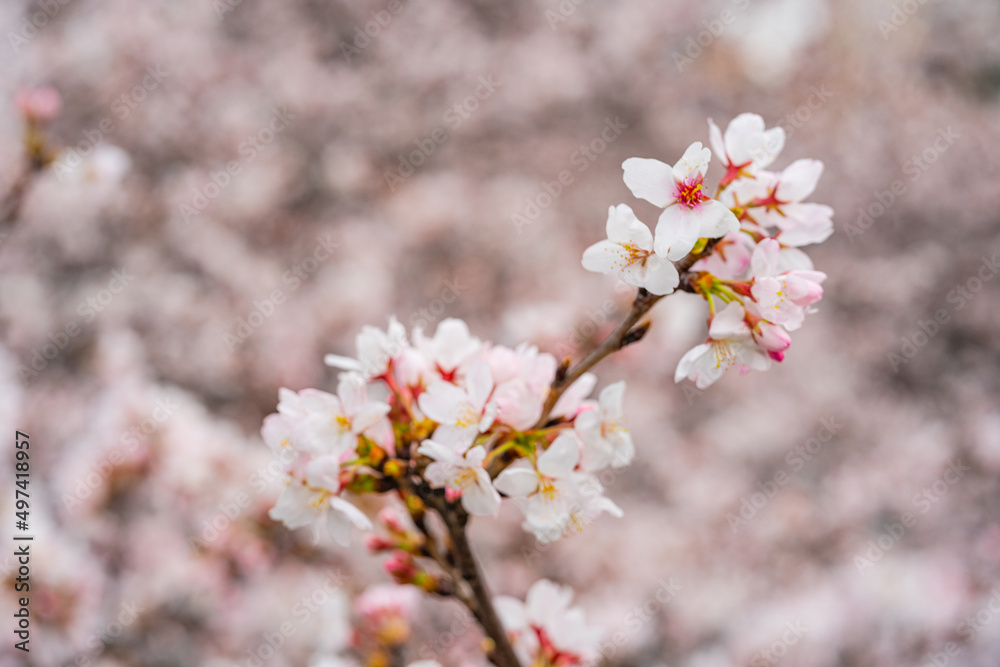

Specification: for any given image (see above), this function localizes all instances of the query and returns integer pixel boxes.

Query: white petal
[582,240,627,274]
[776,159,823,202]
[696,199,740,239]
[709,302,749,339]
[494,464,539,497]
[707,118,726,162]
[417,439,459,462]
[675,343,712,384]
[606,203,653,249]
[464,360,494,411]
[751,238,781,278]
[598,381,626,418]
[654,205,702,261]
[538,433,581,478]
[672,141,711,180]
[550,373,596,419]
[722,113,766,166]
[622,158,676,208]
[324,354,363,372]
[464,470,501,516]
[757,126,785,168]
[417,382,468,424]
[635,253,679,295]
[261,414,293,453]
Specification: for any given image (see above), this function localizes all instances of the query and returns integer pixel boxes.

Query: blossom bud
[15,86,61,124]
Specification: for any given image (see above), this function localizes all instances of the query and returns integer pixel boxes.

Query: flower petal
[538,433,581,478]
[654,205,702,261]
[622,158,676,208]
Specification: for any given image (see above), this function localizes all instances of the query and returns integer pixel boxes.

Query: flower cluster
[262,317,632,547]
[582,113,831,388]
[260,112,834,667]
[494,579,602,666]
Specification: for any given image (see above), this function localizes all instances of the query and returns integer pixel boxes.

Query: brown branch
[531,237,722,430]
[433,502,522,667]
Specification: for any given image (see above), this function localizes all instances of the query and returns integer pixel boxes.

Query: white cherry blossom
[325,316,409,379]
[574,380,635,470]
[674,301,771,389]
[417,440,500,516]
[494,433,621,542]
[581,204,679,295]
[708,113,786,181]
[622,142,739,260]
[494,579,602,666]
[417,360,497,440]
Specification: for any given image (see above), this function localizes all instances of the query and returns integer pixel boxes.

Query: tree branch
[531,238,720,430]
[429,498,522,667]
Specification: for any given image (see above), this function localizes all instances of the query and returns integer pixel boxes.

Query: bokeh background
[2,0,1000,665]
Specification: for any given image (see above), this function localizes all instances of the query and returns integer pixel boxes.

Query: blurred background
[2,0,1000,665]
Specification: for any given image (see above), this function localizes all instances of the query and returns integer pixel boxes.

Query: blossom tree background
[2,1,1000,666]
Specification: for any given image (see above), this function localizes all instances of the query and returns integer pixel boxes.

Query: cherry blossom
[269,479,373,546]
[574,380,635,470]
[325,316,409,379]
[417,439,501,516]
[418,360,498,440]
[750,238,826,331]
[622,142,740,260]
[581,204,679,295]
[413,317,482,381]
[494,579,602,666]
[708,112,786,185]
[494,433,621,542]
[674,302,771,389]
[278,372,391,456]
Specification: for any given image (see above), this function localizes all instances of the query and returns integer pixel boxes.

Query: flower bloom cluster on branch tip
[262,315,630,548]
[582,112,831,388]
[259,112,832,666]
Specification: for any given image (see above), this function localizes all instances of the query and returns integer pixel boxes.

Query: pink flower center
[675,177,706,209]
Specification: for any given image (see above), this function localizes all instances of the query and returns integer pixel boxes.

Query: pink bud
[768,350,785,362]
[365,534,394,552]
[15,86,62,123]
[378,507,406,534]
[384,551,416,581]
[444,487,462,503]
[753,321,791,353]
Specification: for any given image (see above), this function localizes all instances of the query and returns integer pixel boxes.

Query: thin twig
[530,238,721,430]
